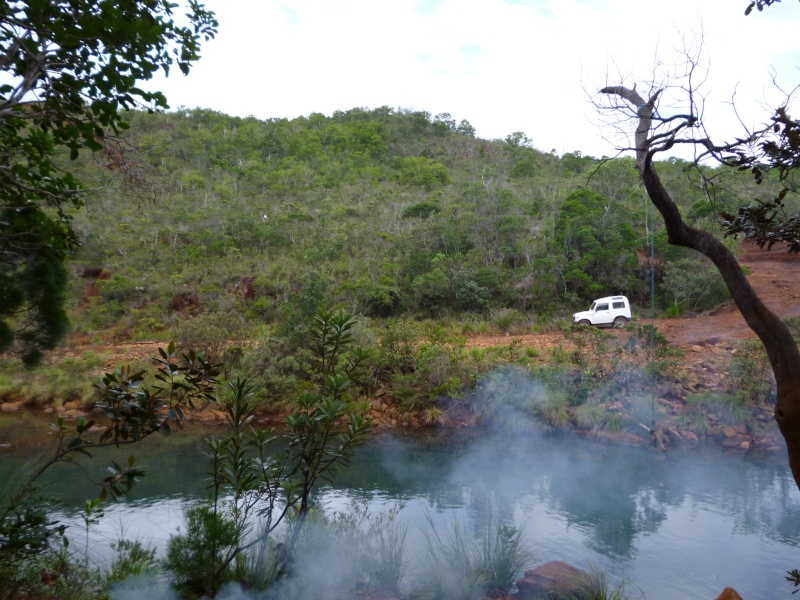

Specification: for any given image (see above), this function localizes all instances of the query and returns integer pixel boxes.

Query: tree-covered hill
[66,105,767,342]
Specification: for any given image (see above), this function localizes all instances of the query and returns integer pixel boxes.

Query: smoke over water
[56,369,799,600]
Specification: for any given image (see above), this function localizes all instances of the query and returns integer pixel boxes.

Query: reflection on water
[3,417,800,600]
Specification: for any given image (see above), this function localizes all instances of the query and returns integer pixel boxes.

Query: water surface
[3,416,799,599]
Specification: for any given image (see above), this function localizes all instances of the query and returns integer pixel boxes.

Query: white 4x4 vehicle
[572,296,631,329]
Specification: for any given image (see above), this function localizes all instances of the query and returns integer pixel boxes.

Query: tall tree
[599,79,800,488]
[0,0,217,364]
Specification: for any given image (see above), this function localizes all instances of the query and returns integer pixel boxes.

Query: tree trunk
[602,86,800,489]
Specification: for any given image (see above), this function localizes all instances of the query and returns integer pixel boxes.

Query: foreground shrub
[731,339,775,405]
[575,401,624,433]
[163,503,243,598]
[416,514,534,600]
[552,564,634,600]
[164,311,372,598]
[261,502,407,597]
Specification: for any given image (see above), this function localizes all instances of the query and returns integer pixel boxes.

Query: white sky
[146,0,800,158]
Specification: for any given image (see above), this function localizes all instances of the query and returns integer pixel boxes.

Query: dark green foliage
[237,338,310,405]
[452,270,491,311]
[164,504,242,598]
[0,0,217,364]
[106,539,158,586]
[349,278,403,317]
[309,309,355,378]
[164,312,372,596]
[556,189,640,299]
[279,274,328,343]
[404,201,442,219]
[661,257,729,312]
[745,0,782,14]
[413,267,451,312]
[0,343,221,597]
[787,568,800,594]
[45,103,760,341]
[15,252,70,367]
[396,157,452,190]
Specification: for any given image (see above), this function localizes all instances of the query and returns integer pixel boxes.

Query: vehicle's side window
[596,304,609,311]
[612,302,625,309]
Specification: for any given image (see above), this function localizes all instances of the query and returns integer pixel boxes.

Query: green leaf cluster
[0,0,217,364]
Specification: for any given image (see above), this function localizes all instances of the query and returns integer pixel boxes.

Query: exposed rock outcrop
[516,560,588,599]
[715,586,744,600]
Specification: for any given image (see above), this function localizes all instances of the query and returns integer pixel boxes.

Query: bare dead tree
[595,45,800,489]
[95,135,161,203]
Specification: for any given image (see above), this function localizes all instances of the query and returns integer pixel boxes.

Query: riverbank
[3,237,798,457]
[0,330,783,456]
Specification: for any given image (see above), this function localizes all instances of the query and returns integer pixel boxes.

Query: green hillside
[5,105,783,412]
[67,107,757,338]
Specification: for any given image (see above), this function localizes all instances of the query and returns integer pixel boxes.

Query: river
[3,413,800,599]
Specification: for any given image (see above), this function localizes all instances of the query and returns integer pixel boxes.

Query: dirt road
[51,242,799,374]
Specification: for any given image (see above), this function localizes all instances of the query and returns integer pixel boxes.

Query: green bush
[171,310,249,365]
[535,393,572,430]
[412,268,451,313]
[105,538,157,586]
[685,391,752,431]
[375,318,421,376]
[238,338,310,408]
[661,257,729,312]
[163,503,243,598]
[396,157,451,190]
[416,514,534,600]
[490,308,527,334]
[0,352,105,405]
[403,201,442,219]
[731,339,775,405]
[575,401,623,432]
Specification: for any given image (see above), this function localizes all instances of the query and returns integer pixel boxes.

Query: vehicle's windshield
[590,302,596,311]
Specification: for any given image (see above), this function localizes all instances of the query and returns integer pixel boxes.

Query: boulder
[194,409,226,422]
[715,587,744,600]
[517,561,588,600]
[591,431,646,446]
[721,435,751,449]
[59,408,88,419]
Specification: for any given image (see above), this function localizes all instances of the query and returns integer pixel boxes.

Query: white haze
[65,367,796,600]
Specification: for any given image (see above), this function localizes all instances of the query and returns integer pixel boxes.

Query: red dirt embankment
[40,241,800,377]
[466,241,800,354]
[656,241,800,346]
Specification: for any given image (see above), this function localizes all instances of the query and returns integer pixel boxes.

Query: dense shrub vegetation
[3,106,796,599]
[64,106,773,343]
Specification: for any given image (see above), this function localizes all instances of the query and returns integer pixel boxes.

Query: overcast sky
[146,0,800,158]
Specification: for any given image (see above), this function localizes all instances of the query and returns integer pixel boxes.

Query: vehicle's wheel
[578,320,591,326]
[613,317,628,329]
